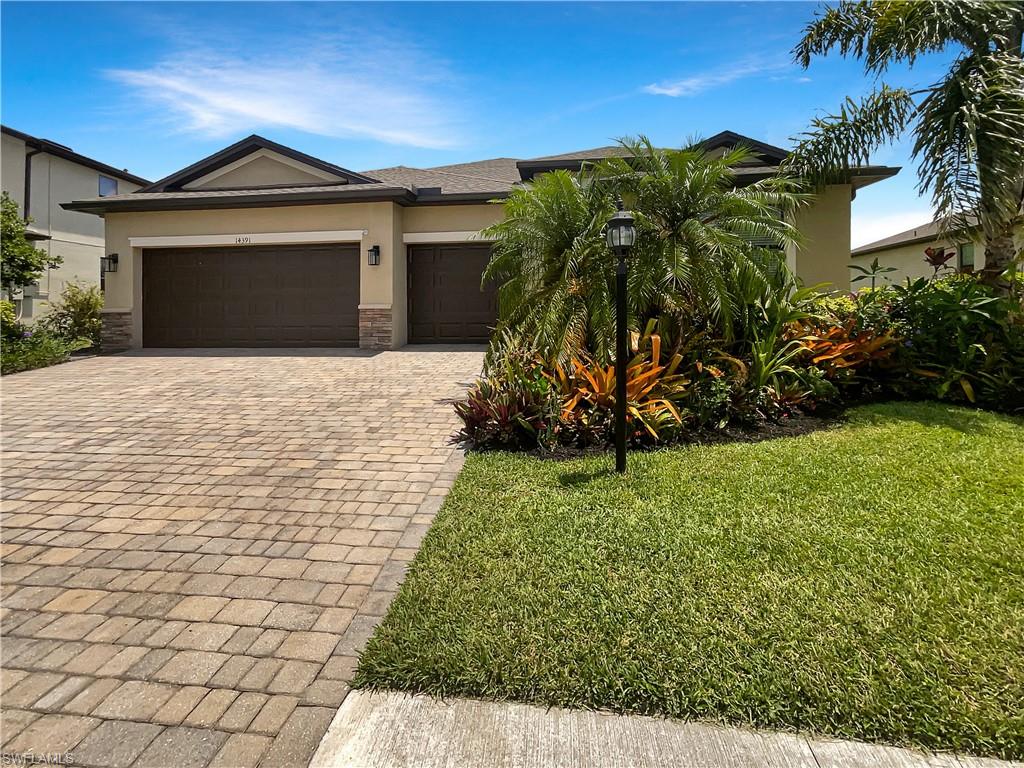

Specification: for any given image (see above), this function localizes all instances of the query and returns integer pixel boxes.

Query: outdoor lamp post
[606,197,636,473]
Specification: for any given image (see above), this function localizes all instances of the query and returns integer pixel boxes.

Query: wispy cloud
[106,34,464,149]
[643,58,792,98]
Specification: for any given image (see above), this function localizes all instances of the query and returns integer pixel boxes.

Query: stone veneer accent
[359,307,393,350]
[100,310,133,353]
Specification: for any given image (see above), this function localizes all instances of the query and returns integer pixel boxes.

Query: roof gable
[184,150,344,189]
[698,131,789,164]
[516,131,790,180]
[142,135,379,192]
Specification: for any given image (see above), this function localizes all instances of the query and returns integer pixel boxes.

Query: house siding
[1,131,143,320]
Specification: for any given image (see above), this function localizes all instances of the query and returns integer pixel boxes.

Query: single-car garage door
[143,244,359,347]
[408,244,497,343]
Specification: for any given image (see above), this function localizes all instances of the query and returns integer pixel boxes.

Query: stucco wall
[402,203,503,233]
[188,155,331,189]
[793,184,851,291]
[2,133,27,211]
[849,226,1024,286]
[104,202,400,345]
[103,201,511,347]
[850,238,961,285]
[1,134,142,319]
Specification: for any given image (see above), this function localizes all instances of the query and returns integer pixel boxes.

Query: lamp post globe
[606,197,636,473]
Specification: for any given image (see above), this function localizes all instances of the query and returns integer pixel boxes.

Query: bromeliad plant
[549,323,689,446]
[795,321,899,383]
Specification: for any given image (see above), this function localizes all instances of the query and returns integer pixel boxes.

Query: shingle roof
[362,158,521,195]
[63,129,899,215]
[526,146,630,162]
[851,217,976,256]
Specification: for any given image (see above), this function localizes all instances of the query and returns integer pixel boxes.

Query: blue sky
[2,1,955,246]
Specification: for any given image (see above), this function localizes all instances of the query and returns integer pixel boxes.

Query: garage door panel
[408,244,496,344]
[144,244,359,347]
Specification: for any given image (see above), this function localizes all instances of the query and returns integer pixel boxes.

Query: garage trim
[402,231,493,244]
[129,229,366,248]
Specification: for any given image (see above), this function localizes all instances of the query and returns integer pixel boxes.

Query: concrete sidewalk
[311,690,1017,768]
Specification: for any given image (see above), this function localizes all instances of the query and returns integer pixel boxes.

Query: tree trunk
[982,225,1019,284]
[976,18,1024,291]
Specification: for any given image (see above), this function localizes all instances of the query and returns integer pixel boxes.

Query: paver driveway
[0,348,483,767]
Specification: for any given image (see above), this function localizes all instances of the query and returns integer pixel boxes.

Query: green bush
[1,299,19,340]
[39,282,103,348]
[811,276,1024,412]
[1,328,90,375]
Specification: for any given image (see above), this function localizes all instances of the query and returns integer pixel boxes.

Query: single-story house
[851,218,1024,285]
[1,125,149,320]
[65,131,898,351]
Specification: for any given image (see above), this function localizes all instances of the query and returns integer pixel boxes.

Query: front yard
[355,402,1024,760]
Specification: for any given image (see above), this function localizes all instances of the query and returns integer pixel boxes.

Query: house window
[99,175,118,197]
[958,243,975,271]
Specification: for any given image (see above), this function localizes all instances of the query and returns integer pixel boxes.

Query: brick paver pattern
[0,348,483,767]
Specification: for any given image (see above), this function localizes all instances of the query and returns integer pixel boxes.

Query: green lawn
[355,402,1024,760]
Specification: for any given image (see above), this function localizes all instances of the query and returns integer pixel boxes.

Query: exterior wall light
[605,197,636,474]
[367,245,381,266]
[101,253,119,273]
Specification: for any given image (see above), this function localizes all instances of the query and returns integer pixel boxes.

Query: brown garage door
[408,244,497,343]
[143,244,359,347]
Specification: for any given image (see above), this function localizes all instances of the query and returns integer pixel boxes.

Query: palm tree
[481,139,807,363]
[786,1,1024,283]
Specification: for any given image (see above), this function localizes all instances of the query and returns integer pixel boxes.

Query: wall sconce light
[367,245,381,266]
[101,253,119,273]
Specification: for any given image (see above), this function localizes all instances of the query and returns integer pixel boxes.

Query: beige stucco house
[1,126,148,320]
[65,131,898,351]
[851,218,1024,285]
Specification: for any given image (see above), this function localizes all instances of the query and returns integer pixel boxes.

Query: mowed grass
[355,403,1024,759]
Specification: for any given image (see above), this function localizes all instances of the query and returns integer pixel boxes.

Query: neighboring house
[64,131,898,351]
[851,218,1024,285]
[1,125,149,320]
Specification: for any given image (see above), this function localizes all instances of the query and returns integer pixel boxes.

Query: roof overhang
[1,125,150,187]
[62,187,507,215]
[849,165,901,191]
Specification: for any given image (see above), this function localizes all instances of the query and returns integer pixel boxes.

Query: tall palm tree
[786,1,1024,282]
[481,139,807,363]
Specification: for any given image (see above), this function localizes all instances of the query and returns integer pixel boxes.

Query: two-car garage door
[143,244,360,347]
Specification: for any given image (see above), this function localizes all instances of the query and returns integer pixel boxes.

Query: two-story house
[1,125,148,320]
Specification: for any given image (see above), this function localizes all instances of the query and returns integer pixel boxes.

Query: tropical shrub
[481,138,809,363]
[39,282,103,349]
[794,321,898,384]
[1,291,95,376]
[549,324,689,447]
[1,299,19,340]
[884,276,1023,409]
[1,192,62,299]
[455,341,559,450]
[1,328,90,375]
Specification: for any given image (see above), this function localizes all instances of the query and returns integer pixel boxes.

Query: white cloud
[851,210,934,249]
[643,59,790,98]
[106,38,463,149]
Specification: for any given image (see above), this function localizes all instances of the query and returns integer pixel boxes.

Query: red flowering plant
[923,246,955,278]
